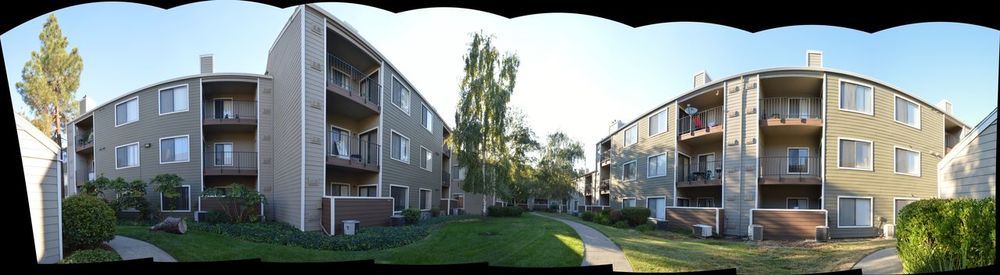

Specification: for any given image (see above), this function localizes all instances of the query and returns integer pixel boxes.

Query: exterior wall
[665,207,723,235]
[266,7,305,229]
[723,75,760,236]
[613,103,677,208]
[761,136,820,158]
[823,73,943,238]
[675,186,722,206]
[751,209,826,240]
[758,185,821,209]
[204,131,256,154]
[939,116,996,198]
[203,176,256,190]
[17,114,62,263]
[257,78,275,218]
[325,169,378,192]
[330,197,393,235]
[302,7,328,231]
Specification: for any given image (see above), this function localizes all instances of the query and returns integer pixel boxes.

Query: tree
[501,109,540,204]
[16,13,83,142]
[448,32,520,214]
[535,132,585,202]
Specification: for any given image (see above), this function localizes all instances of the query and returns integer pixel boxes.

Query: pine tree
[16,13,84,143]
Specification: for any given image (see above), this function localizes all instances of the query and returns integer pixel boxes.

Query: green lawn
[118,214,582,266]
[538,213,894,274]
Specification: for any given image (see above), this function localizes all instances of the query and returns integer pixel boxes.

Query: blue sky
[4,1,997,169]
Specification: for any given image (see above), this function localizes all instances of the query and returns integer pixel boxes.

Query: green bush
[593,214,611,225]
[609,209,623,223]
[487,206,524,217]
[621,207,652,227]
[430,207,441,217]
[203,210,228,224]
[635,223,655,232]
[201,183,266,223]
[613,221,629,228]
[548,204,559,212]
[402,208,421,224]
[59,249,121,264]
[580,211,596,222]
[896,197,995,273]
[63,195,116,249]
[599,208,611,217]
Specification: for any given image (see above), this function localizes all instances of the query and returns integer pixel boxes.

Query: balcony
[599,149,612,166]
[678,106,724,141]
[760,97,822,127]
[203,100,257,126]
[327,132,380,173]
[677,159,723,188]
[442,172,451,188]
[76,132,94,153]
[327,54,380,117]
[584,185,593,196]
[599,179,610,193]
[204,151,257,176]
[759,156,821,185]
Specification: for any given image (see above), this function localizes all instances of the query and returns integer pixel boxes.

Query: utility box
[883,224,895,239]
[816,226,829,242]
[748,225,763,241]
[692,224,713,238]
[343,220,360,235]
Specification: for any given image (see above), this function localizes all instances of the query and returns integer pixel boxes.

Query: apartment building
[66,4,491,235]
[592,51,971,240]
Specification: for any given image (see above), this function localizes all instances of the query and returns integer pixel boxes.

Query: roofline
[596,66,971,143]
[69,73,270,124]
[939,107,997,167]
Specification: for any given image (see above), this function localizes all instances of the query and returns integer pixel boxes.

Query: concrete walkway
[533,213,633,272]
[852,247,903,274]
[108,235,177,262]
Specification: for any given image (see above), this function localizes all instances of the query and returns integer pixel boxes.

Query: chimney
[807,50,823,68]
[200,54,213,74]
[608,120,623,134]
[693,71,711,88]
[79,95,95,114]
[936,100,953,115]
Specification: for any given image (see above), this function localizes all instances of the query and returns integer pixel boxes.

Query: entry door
[214,99,233,119]
[679,155,691,181]
[649,198,666,220]
[214,143,233,166]
[359,129,377,164]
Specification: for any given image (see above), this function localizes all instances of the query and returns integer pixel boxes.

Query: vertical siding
[939,120,996,198]
[266,8,304,229]
[614,103,677,208]
[258,78,275,218]
[302,7,327,231]
[824,73,943,238]
[17,115,62,263]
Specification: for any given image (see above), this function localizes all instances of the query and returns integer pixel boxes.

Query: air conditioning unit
[748,224,763,241]
[883,224,896,239]
[692,224,713,238]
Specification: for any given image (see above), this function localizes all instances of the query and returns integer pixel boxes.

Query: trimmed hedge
[63,195,116,249]
[580,211,596,222]
[621,207,651,227]
[896,197,995,273]
[487,206,524,217]
[59,249,121,264]
[402,208,421,224]
[609,209,623,223]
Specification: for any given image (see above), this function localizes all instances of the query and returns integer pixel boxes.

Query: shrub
[203,210,228,224]
[431,207,441,217]
[599,208,611,217]
[487,206,524,217]
[402,208,421,224]
[548,204,559,212]
[107,177,150,221]
[621,207,652,227]
[896,197,995,273]
[63,195,116,249]
[59,249,121,264]
[613,221,629,229]
[636,223,655,232]
[593,214,611,225]
[201,183,266,223]
[609,209,624,223]
[581,211,596,222]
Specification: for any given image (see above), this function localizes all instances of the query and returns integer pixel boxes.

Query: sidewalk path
[108,235,178,262]
[852,247,903,274]
[533,213,633,272]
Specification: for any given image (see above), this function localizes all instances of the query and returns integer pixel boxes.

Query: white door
[649,198,666,220]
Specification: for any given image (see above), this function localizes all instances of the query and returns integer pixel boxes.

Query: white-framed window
[786,197,809,209]
[648,110,667,136]
[158,84,189,115]
[622,160,637,181]
[623,198,637,207]
[159,135,190,164]
[391,77,410,114]
[647,153,667,178]
[838,138,873,170]
[838,196,873,228]
[419,189,432,210]
[115,142,140,169]
[647,197,666,220]
[419,146,432,171]
[677,197,690,207]
[696,197,714,207]
[390,185,409,213]
[115,97,139,126]
[787,147,809,174]
[358,185,377,197]
[329,126,351,159]
[894,95,921,129]
[839,80,874,115]
[390,130,410,163]
[894,147,921,176]
[421,104,433,133]
[624,125,638,146]
[326,183,350,196]
[160,185,191,212]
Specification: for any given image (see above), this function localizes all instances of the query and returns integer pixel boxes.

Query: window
[894,96,920,128]
[214,143,234,166]
[623,198,636,207]
[330,127,350,158]
[158,85,188,114]
[452,194,465,209]
[838,197,872,227]
[839,81,873,115]
[390,131,410,163]
[160,186,191,212]
[419,147,432,171]
[115,143,139,169]
[648,110,667,136]
[839,138,873,170]
[159,135,190,164]
[327,183,350,196]
[115,97,139,126]
[419,189,431,210]
[421,104,433,133]
[391,77,410,114]
[390,185,409,212]
[787,148,809,174]
[647,197,666,220]
[787,197,809,209]
[358,186,377,197]
[677,198,690,207]
[622,160,637,181]
[895,147,921,176]
[647,154,667,178]
[624,125,637,146]
[696,197,714,207]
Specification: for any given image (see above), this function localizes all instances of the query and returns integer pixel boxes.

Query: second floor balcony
[599,149,612,166]
[327,131,380,173]
[203,100,257,126]
[328,54,381,117]
[677,158,723,188]
[759,155,821,185]
[678,106,724,141]
[599,179,610,193]
[760,97,823,127]
[76,131,94,153]
[204,151,257,176]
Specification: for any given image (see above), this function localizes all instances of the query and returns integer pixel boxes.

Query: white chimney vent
[936,100,953,115]
[200,54,213,74]
[693,71,711,88]
[79,95,95,114]
[807,50,823,68]
[608,120,623,134]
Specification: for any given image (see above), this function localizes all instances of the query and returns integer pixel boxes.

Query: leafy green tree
[16,13,83,141]
[202,183,266,223]
[501,109,540,204]
[535,132,585,201]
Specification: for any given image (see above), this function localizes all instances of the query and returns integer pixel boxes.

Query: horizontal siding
[939,121,996,198]
[258,78,275,218]
[615,102,677,206]
[665,207,722,234]
[18,120,62,263]
[303,7,327,231]
[266,7,304,229]
[752,210,825,240]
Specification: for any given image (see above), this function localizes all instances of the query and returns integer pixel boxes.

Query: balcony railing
[203,100,257,122]
[76,132,94,150]
[327,54,381,107]
[442,172,451,187]
[599,179,610,191]
[679,106,724,134]
[759,156,820,181]
[760,97,822,120]
[327,131,380,168]
[204,151,257,175]
[599,149,612,165]
[680,158,724,182]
